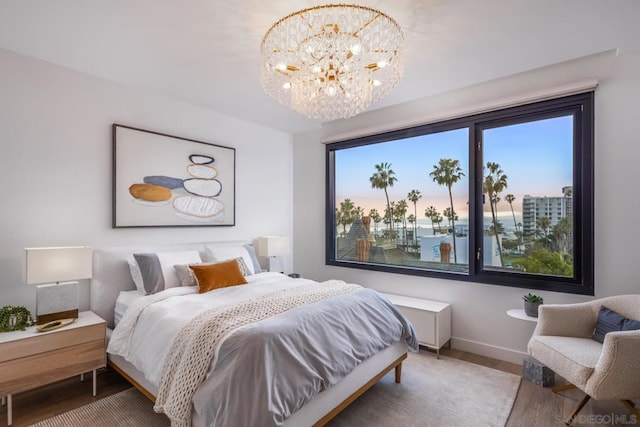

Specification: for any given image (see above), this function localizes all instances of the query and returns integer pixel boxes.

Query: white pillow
[129,250,202,294]
[128,257,144,292]
[205,245,255,275]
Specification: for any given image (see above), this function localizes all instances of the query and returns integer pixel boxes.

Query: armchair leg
[565,394,590,426]
[621,400,640,419]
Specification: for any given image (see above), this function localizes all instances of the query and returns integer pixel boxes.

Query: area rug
[28,388,169,427]
[328,351,521,427]
[30,351,520,427]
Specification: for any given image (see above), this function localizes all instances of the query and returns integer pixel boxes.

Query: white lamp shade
[257,236,290,257]
[25,246,92,285]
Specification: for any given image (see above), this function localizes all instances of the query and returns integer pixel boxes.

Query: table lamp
[24,246,92,325]
[256,236,289,273]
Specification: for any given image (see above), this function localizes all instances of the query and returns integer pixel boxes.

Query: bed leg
[395,361,403,383]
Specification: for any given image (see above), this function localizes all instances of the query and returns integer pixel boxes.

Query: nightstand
[0,311,106,426]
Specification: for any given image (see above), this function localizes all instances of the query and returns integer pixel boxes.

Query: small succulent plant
[522,293,544,304]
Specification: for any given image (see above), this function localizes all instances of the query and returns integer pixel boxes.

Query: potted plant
[0,305,34,332]
[522,293,544,317]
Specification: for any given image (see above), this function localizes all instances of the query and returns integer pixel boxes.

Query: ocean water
[367,216,521,238]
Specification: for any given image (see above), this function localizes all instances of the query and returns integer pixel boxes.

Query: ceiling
[0,1,638,134]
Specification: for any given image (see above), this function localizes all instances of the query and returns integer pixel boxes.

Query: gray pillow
[592,306,640,343]
[174,263,198,287]
[235,257,252,276]
[133,253,165,295]
[243,244,262,273]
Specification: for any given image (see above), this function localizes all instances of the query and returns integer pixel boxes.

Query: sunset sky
[335,115,573,223]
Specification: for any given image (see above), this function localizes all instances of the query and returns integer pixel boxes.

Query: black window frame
[326,92,594,295]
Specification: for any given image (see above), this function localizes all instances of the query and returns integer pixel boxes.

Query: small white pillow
[205,245,255,275]
[128,257,144,292]
[156,251,202,288]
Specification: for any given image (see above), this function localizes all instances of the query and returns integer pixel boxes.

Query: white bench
[383,293,451,358]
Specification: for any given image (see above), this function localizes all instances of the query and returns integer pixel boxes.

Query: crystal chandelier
[260,4,404,121]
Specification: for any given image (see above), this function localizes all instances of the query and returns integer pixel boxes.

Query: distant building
[522,186,572,236]
[420,235,499,266]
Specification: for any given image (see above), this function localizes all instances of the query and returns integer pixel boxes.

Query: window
[326,92,594,295]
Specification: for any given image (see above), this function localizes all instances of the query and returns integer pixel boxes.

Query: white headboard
[90,241,249,328]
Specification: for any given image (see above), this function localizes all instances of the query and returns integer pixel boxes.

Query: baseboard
[451,336,528,365]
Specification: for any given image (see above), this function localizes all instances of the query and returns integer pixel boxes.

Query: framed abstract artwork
[112,124,235,227]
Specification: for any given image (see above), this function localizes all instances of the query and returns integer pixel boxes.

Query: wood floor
[440,348,636,427]
[0,348,635,427]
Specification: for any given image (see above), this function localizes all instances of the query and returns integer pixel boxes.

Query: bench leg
[395,361,402,383]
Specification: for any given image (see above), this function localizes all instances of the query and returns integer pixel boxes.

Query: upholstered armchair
[528,295,640,425]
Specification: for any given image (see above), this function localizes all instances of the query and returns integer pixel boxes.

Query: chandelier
[260,4,404,121]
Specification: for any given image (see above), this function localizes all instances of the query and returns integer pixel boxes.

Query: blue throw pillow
[622,316,640,331]
[592,306,640,343]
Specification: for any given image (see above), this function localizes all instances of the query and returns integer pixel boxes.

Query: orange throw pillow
[190,259,248,293]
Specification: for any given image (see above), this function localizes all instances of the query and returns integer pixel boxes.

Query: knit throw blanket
[153,280,361,426]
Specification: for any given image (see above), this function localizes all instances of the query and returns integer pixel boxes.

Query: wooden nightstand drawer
[0,339,105,395]
[0,323,104,363]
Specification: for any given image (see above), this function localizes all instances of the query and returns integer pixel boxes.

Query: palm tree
[433,212,444,233]
[505,193,522,248]
[505,194,517,231]
[483,162,508,267]
[424,205,438,235]
[430,159,465,263]
[369,162,397,235]
[337,198,356,235]
[369,208,382,236]
[487,220,505,236]
[536,216,552,250]
[407,214,416,251]
[443,207,458,228]
[536,216,551,237]
[335,207,343,236]
[552,217,572,254]
[383,202,396,239]
[395,199,408,248]
[407,189,422,248]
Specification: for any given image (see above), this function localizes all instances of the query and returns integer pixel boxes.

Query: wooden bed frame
[90,242,408,426]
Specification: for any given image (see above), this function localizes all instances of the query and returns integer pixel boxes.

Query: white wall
[293,48,640,363]
[0,48,293,313]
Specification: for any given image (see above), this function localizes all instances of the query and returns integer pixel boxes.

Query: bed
[90,242,418,426]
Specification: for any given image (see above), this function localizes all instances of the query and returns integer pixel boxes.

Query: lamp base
[36,281,79,325]
[267,256,284,274]
[36,309,79,326]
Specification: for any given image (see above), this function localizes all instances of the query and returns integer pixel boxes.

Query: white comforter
[108,272,307,386]
[108,272,418,426]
